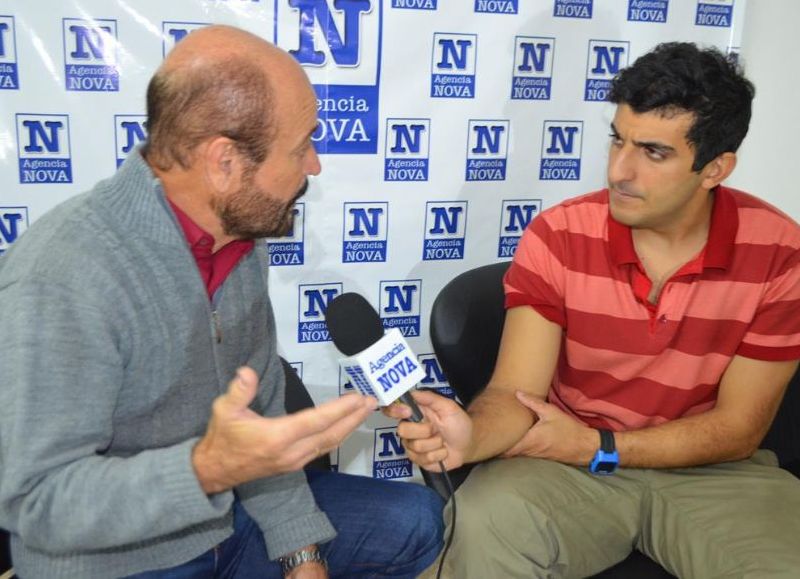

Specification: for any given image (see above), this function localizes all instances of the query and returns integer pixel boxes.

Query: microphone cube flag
[338,328,426,406]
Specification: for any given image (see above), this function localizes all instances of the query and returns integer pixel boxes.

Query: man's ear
[700,152,737,190]
[203,137,243,193]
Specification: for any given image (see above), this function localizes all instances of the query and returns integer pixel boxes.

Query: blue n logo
[437,37,472,69]
[0,211,24,245]
[546,125,579,154]
[120,121,146,154]
[390,123,425,154]
[420,357,445,384]
[504,204,537,233]
[591,44,625,74]
[303,287,339,317]
[378,431,405,457]
[69,25,112,60]
[518,41,551,72]
[348,206,383,236]
[23,120,64,153]
[0,22,9,57]
[429,206,463,234]
[384,284,417,313]
[289,0,371,66]
[472,124,505,154]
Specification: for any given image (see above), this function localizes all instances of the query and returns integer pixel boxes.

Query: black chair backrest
[430,261,510,407]
[0,528,10,573]
[281,357,332,472]
[429,262,800,475]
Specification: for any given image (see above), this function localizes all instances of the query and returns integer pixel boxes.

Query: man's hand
[501,391,596,466]
[286,561,327,578]
[383,390,473,471]
[193,367,377,494]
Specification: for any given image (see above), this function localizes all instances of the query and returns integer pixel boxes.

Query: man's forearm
[465,389,537,463]
[605,409,762,469]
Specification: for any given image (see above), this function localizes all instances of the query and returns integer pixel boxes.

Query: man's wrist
[280,545,326,576]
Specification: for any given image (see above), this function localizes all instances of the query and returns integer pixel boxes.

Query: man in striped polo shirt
[388,43,800,577]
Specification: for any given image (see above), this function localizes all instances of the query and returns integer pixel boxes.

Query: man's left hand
[501,391,597,465]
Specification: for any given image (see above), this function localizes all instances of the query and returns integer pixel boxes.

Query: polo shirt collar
[607,186,738,270]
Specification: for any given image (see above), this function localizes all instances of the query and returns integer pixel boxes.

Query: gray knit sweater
[0,152,335,578]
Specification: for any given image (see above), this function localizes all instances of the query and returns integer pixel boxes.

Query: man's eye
[645,147,665,161]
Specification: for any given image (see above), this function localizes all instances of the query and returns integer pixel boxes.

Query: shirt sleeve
[235,288,336,559]
[737,247,800,361]
[504,210,569,328]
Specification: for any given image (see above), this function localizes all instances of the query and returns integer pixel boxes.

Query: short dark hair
[609,42,755,171]
[143,57,275,171]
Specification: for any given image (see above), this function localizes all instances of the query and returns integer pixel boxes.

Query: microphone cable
[434,460,456,579]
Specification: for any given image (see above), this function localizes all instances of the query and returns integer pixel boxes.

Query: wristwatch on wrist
[279,546,327,576]
[588,428,619,475]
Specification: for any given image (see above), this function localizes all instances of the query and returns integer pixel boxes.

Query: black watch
[589,428,619,475]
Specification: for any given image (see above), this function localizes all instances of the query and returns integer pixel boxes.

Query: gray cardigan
[0,152,335,578]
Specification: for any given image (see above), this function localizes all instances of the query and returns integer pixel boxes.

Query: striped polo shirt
[504,186,800,431]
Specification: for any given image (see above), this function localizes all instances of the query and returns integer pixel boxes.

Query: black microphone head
[325,292,385,356]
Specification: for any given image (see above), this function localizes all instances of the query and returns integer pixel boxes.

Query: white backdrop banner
[0,0,745,481]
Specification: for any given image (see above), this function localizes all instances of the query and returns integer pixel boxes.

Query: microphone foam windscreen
[324,292,385,356]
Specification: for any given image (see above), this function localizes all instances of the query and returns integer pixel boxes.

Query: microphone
[325,292,454,500]
[324,292,424,422]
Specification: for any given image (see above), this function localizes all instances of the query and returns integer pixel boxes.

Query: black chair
[429,261,800,578]
[0,528,11,578]
[282,357,332,472]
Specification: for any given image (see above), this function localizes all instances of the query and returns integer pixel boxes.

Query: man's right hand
[193,366,377,494]
[383,390,473,472]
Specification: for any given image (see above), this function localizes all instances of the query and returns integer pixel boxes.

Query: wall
[732,0,800,220]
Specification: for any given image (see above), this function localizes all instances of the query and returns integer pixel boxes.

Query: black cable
[435,461,456,579]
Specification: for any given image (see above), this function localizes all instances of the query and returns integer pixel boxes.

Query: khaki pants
[425,451,800,578]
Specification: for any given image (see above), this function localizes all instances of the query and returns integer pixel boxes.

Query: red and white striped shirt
[505,186,800,431]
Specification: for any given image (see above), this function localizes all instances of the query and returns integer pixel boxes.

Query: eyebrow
[610,122,676,155]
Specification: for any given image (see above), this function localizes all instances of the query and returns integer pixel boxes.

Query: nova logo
[417,353,455,399]
[63,18,119,91]
[423,201,467,261]
[392,0,437,9]
[298,282,342,343]
[511,36,554,101]
[0,16,19,89]
[343,202,388,263]
[385,118,430,181]
[695,0,734,27]
[162,22,209,57]
[628,0,668,22]
[277,0,381,154]
[466,120,509,181]
[0,207,29,256]
[16,114,72,184]
[373,427,412,479]
[554,0,593,19]
[379,279,422,337]
[268,202,305,266]
[585,40,629,102]
[540,121,583,181]
[475,0,518,14]
[431,32,477,99]
[114,115,147,168]
[498,199,541,258]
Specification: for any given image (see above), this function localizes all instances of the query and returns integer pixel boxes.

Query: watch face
[595,461,617,474]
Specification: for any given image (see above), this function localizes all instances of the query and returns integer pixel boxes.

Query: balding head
[143,25,310,171]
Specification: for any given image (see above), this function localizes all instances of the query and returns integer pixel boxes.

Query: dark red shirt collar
[168,200,255,299]
[608,185,739,271]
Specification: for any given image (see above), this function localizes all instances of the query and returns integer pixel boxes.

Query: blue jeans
[127,469,444,578]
